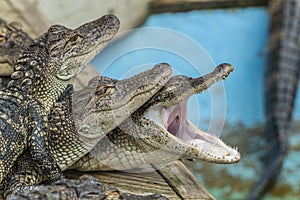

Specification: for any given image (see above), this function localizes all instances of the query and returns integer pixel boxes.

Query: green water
[185,121,300,199]
[92,7,300,199]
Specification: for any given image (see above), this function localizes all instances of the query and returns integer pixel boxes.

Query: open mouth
[145,99,240,164]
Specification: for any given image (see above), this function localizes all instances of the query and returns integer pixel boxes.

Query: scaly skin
[0,18,171,196]
[0,18,240,197]
[7,175,168,200]
[0,20,33,90]
[5,64,171,196]
[4,63,239,198]
[0,14,119,186]
[0,21,33,76]
[248,0,300,199]
[52,64,172,171]
[72,63,240,171]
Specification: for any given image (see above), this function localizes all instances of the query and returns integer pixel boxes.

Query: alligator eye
[68,34,82,44]
[62,34,83,52]
[95,84,115,97]
[96,85,107,95]
[49,43,63,55]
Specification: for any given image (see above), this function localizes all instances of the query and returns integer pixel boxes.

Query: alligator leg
[4,87,74,196]
[4,151,43,197]
[248,0,300,199]
[27,104,62,183]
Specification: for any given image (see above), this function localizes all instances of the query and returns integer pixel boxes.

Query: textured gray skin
[0,18,240,170]
[7,175,169,200]
[0,18,240,198]
[5,64,171,196]
[0,18,172,197]
[248,1,300,199]
[0,21,33,76]
[0,20,34,100]
[52,64,172,171]
[0,14,120,193]
[72,63,240,172]
[5,64,239,196]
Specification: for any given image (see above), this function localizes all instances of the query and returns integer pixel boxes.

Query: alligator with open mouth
[0,18,239,199]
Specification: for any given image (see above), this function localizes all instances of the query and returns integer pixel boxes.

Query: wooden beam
[65,161,215,200]
[158,161,216,199]
[150,0,268,13]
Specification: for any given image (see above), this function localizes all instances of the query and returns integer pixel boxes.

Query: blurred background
[1,0,300,199]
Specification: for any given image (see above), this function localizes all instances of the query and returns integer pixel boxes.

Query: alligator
[247,1,300,199]
[72,63,240,172]
[0,14,120,187]
[0,21,33,76]
[0,18,172,198]
[0,20,33,88]
[0,18,240,198]
[4,63,238,199]
[7,175,168,200]
[4,64,171,196]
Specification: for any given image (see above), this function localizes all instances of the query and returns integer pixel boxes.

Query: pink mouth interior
[164,100,196,141]
[167,108,181,136]
[158,100,240,163]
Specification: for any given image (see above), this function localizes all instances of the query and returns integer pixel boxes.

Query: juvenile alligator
[0,18,240,197]
[5,64,172,196]
[0,20,33,88]
[72,63,240,172]
[4,64,240,198]
[5,63,238,199]
[0,21,33,76]
[248,0,300,199]
[0,14,119,187]
[0,18,172,197]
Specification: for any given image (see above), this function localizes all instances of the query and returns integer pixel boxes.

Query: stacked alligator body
[248,0,300,199]
[0,13,119,191]
[0,16,240,199]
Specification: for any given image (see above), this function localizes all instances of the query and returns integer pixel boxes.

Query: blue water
[92,7,270,128]
[91,7,300,199]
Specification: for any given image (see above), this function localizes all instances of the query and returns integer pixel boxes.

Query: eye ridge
[68,34,83,44]
[95,84,115,97]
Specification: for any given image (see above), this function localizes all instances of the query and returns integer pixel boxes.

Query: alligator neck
[35,74,67,113]
[7,47,67,113]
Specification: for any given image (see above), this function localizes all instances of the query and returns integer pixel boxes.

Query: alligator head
[47,63,172,171]
[6,14,120,112]
[143,63,240,164]
[72,63,240,172]
[47,14,120,81]
[73,63,172,150]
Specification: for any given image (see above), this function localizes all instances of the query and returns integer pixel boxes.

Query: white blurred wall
[34,0,152,31]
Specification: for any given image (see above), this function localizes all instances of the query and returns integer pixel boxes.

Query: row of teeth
[187,139,240,161]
